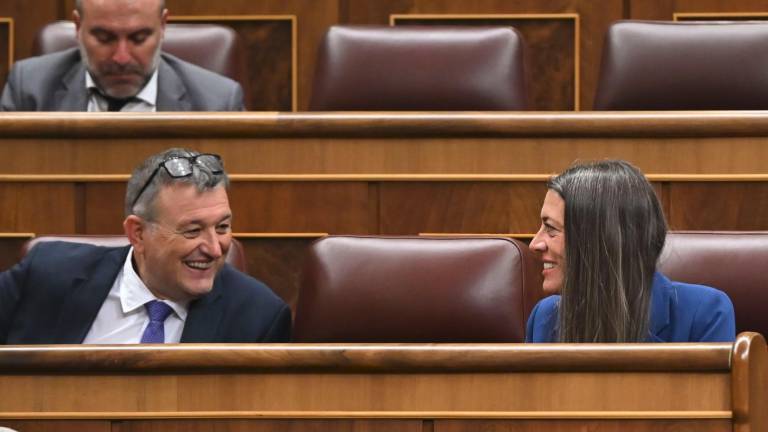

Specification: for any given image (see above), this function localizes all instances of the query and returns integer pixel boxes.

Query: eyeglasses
[130,153,224,212]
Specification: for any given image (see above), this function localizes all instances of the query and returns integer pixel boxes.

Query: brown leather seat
[594,20,768,110]
[309,25,528,110]
[22,235,247,273]
[658,231,768,337]
[32,21,245,84]
[293,236,543,342]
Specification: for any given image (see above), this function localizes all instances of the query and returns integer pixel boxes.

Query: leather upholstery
[309,25,528,110]
[658,231,768,337]
[594,20,768,110]
[293,236,543,342]
[21,235,247,273]
[33,21,245,84]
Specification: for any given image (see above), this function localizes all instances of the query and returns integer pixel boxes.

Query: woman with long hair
[526,160,735,343]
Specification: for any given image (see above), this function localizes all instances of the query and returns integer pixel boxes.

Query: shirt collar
[85,68,159,106]
[119,247,188,320]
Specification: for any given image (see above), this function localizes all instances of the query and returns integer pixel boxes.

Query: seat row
[32,20,768,111]
[23,232,768,341]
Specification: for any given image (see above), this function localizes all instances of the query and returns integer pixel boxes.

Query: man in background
[1,0,244,111]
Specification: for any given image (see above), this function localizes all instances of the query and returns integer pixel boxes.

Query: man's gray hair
[75,0,166,17]
[125,148,229,220]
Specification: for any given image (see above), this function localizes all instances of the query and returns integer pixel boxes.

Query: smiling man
[0,0,244,111]
[0,148,290,344]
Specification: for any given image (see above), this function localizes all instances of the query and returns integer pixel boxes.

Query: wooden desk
[0,112,766,304]
[0,332,765,432]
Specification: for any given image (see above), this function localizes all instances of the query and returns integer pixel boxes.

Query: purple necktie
[140,300,173,343]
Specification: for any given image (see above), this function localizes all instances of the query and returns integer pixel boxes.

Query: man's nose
[111,39,132,65]
[199,229,224,258]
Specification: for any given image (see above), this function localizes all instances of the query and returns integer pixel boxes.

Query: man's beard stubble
[80,42,162,99]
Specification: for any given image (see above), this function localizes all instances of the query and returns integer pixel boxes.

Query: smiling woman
[526,160,736,343]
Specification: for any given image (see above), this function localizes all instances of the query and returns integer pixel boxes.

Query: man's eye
[93,32,114,43]
[216,224,231,234]
[130,33,149,44]
[182,228,201,238]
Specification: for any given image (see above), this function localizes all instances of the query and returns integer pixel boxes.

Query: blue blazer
[0,242,291,344]
[526,272,735,343]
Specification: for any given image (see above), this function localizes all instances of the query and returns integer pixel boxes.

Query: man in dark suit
[0,148,291,344]
[0,0,243,111]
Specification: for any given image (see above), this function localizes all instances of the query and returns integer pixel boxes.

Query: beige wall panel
[0,183,76,233]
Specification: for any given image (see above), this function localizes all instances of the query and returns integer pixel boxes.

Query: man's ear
[124,215,146,253]
[73,9,82,34]
[160,8,168,30]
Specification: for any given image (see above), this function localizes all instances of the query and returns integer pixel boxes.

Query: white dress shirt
[85,69,158,112]
[83,247,189,344]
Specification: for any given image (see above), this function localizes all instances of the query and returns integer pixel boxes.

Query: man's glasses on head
[130,153,224,212]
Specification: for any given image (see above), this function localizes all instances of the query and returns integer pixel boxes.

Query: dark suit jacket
[526,272,735,343]
[0,242,291,344]
[0,48,244,111]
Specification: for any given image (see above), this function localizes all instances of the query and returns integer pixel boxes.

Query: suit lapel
[53,247,129,343]
[54,61,89,111]
[156,57,191,111]
[181,278,224,342]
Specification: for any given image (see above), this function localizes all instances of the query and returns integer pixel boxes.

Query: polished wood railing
[0,332,765,432]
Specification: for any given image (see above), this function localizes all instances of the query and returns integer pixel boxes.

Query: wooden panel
[0,0,62,65]
[0,420,110,432]
[380,182,546,235]
[435,419,730,432]
[0,371,731,412]
[631,0,768,20]
[85,181,372,235]
[166,0,339,110]
[229,182,370,233]
[239,236,319,309]
[0,234,32,271]
[84,182,125,234]
[394,15,577,111]
[172,16,295,111]
[667,183,768,231]
[4,113,768,175]
[0,183,76,233]
[116,419,422,432]
[0,18,11,90]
